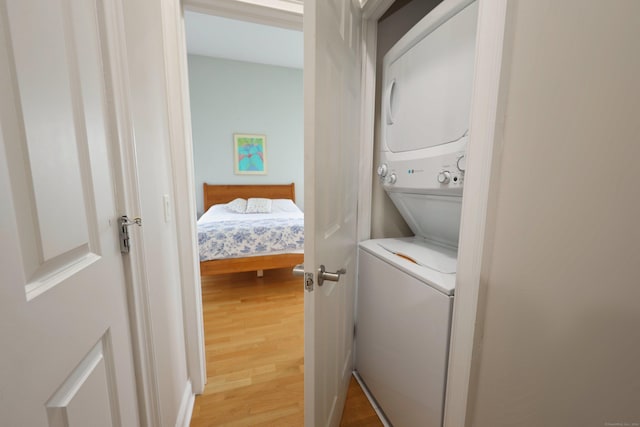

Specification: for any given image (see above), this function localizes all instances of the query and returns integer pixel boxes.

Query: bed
[198,183,304,275]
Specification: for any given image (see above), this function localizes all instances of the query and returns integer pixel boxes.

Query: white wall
[187,55,304,215]
[122,1,190,425]
[468,1,640,425]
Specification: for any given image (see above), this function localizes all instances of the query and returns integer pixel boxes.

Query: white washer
[356,238,454,427]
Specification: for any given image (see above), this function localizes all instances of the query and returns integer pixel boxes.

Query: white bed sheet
[197,199,304,261]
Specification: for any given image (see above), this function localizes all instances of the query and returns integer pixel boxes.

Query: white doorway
[181,5,305,423]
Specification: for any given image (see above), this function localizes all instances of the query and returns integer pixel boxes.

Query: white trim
[356,0,394,245]
[302,1,315,424]
[356,18,377,243]
[183,0,302,30]
[360,0,394,20]
[159,0,207,396]
[103,1,162,426]
[175,380,195,427]
[444,1,509,426]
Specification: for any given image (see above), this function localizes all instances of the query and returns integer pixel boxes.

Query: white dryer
[355,0,478,426]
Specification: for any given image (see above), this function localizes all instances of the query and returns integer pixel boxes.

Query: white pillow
[226,198,247,214]
[245,198,272,214]
[271,199,301,213]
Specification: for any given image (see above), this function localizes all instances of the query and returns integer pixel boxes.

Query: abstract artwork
[233,134,267,175]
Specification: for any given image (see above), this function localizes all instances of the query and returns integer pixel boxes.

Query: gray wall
[187,55,304,215]
[469,1,640,424]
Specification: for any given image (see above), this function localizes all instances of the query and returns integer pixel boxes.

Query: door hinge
[118,215,142,254]
[304,272,314,292]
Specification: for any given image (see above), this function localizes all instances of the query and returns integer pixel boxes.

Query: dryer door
[383,0,478,153]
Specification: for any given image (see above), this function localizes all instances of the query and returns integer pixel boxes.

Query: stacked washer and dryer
[355,1,478,426]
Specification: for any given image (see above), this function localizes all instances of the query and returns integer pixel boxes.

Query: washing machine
[356,238,455,427]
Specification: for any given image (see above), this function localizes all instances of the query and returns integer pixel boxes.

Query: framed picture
[233,134,267,175]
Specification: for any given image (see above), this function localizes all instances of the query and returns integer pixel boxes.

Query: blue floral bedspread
[198,217,304,261]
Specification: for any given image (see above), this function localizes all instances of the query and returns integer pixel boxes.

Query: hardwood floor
[341,377,384,427]
[190,268,381,426]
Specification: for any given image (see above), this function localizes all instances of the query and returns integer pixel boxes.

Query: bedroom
[185,12,305,275]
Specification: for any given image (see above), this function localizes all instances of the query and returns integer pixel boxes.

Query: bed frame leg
[257,269,264,278]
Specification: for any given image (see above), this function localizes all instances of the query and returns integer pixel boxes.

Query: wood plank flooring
[190,268,382,426]
[341,377,384,427]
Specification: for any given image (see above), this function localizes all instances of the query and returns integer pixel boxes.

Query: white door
[0,0,139,425]
[303,0,362,426]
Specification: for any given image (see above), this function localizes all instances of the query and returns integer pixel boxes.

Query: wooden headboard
[203,183,296,211]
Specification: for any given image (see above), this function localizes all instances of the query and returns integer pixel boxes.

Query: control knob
[457,155,466,172]
[377,163,388,177]
[387,173,397,184]
[437,171,451,184]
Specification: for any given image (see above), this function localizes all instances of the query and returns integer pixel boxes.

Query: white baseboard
[175,380,195,427]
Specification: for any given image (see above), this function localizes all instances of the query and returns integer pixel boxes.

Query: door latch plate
[118,215,142,254]
[304,272,314,292]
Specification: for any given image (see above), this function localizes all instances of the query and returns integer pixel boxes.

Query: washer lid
[359,238,456,295]
[378,238,457,274]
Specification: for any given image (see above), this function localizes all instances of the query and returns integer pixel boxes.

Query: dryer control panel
[378,150,466,195]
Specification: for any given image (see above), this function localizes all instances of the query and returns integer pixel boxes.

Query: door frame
[443,2,509,424]
[185,0,303,30]
[160,0,304,400]
[104,2,167,425]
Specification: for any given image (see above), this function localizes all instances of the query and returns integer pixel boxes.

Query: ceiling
[184,11,303,69]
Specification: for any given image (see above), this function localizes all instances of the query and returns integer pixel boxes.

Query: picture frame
[233,134,267,175]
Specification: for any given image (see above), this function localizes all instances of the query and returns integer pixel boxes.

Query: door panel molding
[25,248,98,301]
[2,0,112,301]
[45,333,120,427]
[6,0,92,263]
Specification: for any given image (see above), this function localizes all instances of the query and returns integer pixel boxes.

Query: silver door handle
[318,265,346,286]
[292,264,305,277]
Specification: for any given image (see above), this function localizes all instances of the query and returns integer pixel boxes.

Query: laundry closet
[355,0,478,426]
